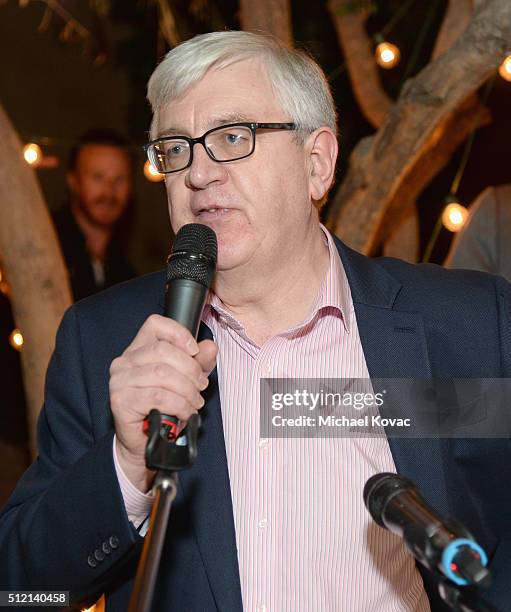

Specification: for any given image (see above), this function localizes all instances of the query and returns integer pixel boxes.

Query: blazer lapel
[335,239,449,513]
[178,323,243,611]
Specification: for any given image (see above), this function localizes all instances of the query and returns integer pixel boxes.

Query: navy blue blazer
[1,237,510,611]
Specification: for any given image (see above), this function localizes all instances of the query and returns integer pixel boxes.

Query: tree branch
[432,0,474,60]
[239,0,292,46]
[327,0,510,254]
[20,0,90,39]
[327,0,392,129]
[155,0,181,48]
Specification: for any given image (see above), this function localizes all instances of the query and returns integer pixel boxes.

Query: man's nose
[185,142,228,189]
[101,179,119,199]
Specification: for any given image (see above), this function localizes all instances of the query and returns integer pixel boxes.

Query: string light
[144,160,165,182]
[442,200,469,233]
[375,41,401,69]
[498,54,511,82]
[0,280,9,296]
[0,269,10,296]
[9,329,24,351]
[421,77,495,263]
[81,596,104,611]
[23,143,42,166]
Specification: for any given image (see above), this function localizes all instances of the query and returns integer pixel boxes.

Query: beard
[73,196,127,230]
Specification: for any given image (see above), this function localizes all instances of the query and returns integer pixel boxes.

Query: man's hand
[109,314,217,492]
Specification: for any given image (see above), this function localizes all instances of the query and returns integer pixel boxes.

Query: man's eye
[166,143,186,156]
[225,133,244,144]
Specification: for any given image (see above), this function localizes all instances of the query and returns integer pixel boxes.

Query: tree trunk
[327,0,510,254]
[327,0,392,129]
[432,0,474,60]
[0,104,72,455]
[239,0,292,46]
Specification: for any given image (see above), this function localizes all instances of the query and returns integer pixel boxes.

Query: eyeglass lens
[151,125,254,172]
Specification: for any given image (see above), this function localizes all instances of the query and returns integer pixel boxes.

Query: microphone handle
[159,278,209,440]
[164,278,209,337]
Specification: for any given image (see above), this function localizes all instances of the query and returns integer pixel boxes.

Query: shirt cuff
[113,435,154,532]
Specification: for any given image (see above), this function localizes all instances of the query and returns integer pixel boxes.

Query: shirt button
[258,438,268,449]
[258,518,268,529]
[256,604,266,612]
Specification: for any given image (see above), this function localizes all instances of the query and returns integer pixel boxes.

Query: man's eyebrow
[156,112,255,139]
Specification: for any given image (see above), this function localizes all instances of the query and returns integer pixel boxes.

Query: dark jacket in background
[52,206,136,301]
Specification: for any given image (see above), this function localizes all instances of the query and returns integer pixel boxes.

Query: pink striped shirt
[115,226,430,611]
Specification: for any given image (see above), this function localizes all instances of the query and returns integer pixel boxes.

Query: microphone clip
[145,409,201,472]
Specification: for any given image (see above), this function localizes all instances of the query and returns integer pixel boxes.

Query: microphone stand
[438,581,499,612]
[128,409,200,612]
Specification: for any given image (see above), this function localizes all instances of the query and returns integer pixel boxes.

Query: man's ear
[306,128,338,203]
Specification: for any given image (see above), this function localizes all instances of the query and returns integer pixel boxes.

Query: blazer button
[87,554,98,568]
[102,541,112,555]
[94,548,106,562]
[109,535,119,549]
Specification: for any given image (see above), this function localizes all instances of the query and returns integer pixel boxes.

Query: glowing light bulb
[375,41,400,69]
[0,268,9,295]
[442,202,469,232]
[498,55,511,82]
[9,329,24,351]
[23,143,42,166]
[144,160,164,182]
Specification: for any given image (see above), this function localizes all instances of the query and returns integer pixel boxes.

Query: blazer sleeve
[0,305,143,607]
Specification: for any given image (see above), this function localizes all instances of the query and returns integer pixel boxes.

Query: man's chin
[215,245,251,274]
[87,210,124,229]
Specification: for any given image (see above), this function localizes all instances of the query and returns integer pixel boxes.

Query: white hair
[147,30,338,143]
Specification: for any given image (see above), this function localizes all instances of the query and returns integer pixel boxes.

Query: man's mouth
[196,207,231,219]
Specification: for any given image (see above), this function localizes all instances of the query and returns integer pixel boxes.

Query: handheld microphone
[164,223,217,332]
[363,473,491,588]
[144,223,217,442]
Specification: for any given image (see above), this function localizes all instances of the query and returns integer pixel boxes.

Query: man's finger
[127,314,199,355]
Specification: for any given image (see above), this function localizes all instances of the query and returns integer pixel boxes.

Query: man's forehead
[78,144,128,160]
[155,60,282,138]
[75,145,131,172]
[155,111,257,138]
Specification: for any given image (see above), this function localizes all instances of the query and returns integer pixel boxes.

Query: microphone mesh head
[166,223,217,287]
[363,473,414,528]
[172,223,217,261]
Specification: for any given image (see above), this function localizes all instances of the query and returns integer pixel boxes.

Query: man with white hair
[1,31,510,612]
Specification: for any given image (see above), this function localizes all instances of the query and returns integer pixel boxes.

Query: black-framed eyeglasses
[144,122,296,174]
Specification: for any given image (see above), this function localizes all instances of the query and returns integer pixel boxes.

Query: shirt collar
[294,224,351,333]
